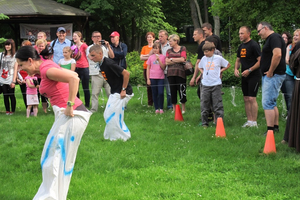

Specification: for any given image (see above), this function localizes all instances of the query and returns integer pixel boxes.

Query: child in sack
[198,42,230,128]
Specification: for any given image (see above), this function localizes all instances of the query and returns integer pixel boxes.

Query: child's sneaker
[9,112,14,115]
[6,111,10,115]
[155,110,159,114]
[242,121,251,128]
[249,121,258,128]
[160,109,164,114]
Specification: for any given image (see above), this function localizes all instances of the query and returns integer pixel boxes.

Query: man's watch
[122,87,126,91]
[67,101,75,107]
[248,68,252,72]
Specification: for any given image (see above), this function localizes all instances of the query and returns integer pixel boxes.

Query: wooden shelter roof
[0,0,90,22]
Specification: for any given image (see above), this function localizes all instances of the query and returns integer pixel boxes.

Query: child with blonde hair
[146,42,166,114]
[58,46,76,71]
[25,74,39,117]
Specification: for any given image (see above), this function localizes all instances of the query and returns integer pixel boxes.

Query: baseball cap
[110,31,120,37]
[57,27,66,32]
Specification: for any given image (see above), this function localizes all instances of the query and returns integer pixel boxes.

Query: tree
[58,0,177,51]
[211,0,300,52]
[210,0,220,37]
[189,0,203,28]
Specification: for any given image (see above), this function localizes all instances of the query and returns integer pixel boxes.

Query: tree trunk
[194,0,203,27]
[131,17,136,51]
[189,0,200,28]
[204,0,209,23]
[211,1,220,37]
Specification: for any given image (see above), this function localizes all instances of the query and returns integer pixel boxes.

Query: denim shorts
[262,74,286,110]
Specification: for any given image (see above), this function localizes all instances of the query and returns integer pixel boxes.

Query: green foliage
[126,51,144,86]
[0,14,8,44]
[0,38,6,44]
[126,50,240,87]
[58,0,177,50]
[211,0,300,53]
[0,13,9,20]
[222,53,241,87]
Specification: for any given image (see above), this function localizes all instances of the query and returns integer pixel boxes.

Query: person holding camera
[86,31,114,112]
[110,31,128,69]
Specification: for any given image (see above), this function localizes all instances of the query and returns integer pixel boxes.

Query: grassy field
[0,85,299,200]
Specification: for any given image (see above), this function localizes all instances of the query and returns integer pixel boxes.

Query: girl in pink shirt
[146,42,166,114]
[16,46,91,200]
[25,74,39,117]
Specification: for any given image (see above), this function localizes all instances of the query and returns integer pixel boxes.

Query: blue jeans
[164,74,172,109]
[281,74,295,112]
[150,79,164,110]
[75,67,91,107]
[262,74,286,110]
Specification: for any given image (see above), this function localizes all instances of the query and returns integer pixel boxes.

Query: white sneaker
[249,121,258,128]
[242,121,251,128]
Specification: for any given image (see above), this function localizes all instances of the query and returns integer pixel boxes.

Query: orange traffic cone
[174,104,184,121]
[215,117,226,137]
[263,130,276,154]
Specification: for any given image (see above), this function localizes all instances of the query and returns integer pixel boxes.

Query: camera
[33,79,39,87]
[100,40,106,45]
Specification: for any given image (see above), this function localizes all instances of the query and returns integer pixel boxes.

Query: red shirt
[75,43,89,68]
[39,60,82,108]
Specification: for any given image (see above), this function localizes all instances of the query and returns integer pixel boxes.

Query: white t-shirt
[198,55,229,86]
[0,53,16,85]
[86,44,109,76]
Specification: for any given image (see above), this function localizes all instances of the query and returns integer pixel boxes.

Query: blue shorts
[262,74,286,110]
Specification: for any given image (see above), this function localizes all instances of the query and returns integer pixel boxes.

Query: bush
[126,51,241,87]
[222,53,241,87]
[126,51,144,86]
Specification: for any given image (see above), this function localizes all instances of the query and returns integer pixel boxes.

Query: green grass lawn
[0,85,299,200]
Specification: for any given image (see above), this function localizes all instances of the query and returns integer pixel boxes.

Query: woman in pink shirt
[16,46,92,200]
[73,31,90,108]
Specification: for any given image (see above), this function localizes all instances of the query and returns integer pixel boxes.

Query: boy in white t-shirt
[198,42,230,128]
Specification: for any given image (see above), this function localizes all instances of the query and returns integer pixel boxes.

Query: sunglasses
[257,26,265,33]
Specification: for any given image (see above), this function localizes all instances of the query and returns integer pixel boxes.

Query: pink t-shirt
[25,75,38,95]
[39,60,82,108]
[75,43,89,68]
[146,54,166,79]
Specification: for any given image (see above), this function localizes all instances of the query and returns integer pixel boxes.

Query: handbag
[184,60,194,76]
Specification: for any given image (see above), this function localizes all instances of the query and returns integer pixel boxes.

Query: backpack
[49,39,73,54]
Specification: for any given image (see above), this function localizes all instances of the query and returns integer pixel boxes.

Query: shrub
[126,51,144,86]
[222,53,241,87]
[126,51,241,87]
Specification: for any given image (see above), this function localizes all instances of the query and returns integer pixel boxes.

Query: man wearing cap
[110,31,128,69]
[50,27,72,64]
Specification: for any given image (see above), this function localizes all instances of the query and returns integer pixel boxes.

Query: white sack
[33,106,92,200]
[103,93,134,141]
